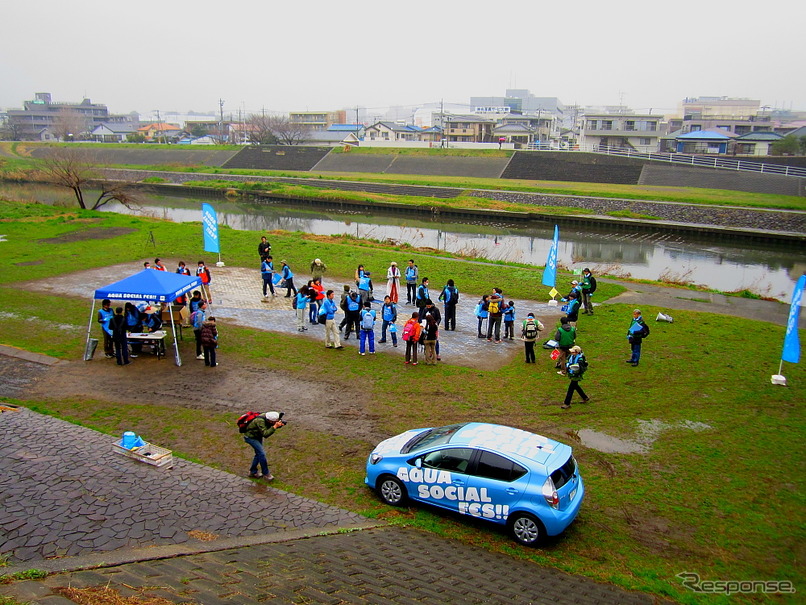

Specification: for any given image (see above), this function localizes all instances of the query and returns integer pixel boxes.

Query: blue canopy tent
[86,269,201,366]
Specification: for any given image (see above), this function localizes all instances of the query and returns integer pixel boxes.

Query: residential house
[667,96,774,136]
[493,123,535,147]
[364,122,422,142]
[433,114,494,143]
[90,122,140,143]
[137,122,182,142]
[675,130,733,154]
[733,131,783,156]
[579,112,663,152]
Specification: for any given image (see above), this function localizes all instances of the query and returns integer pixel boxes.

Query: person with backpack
[379,295,398,346]
[475,294,489,338]
[581,268,597,315]
[261,255,275,298]
[486,288,504,343]
[627,308,650,367]
[191,301,207,359]
[188,290,204,315]
[200,316,218,367]
[561,346,590,409]
[359,302,377,355]
[124,303,143,357]
[402,312,422,365]
[503,300,516,339]
[294,285,309,332]
[438,279,459,331]
[421,299,442,361]
[554,316,577,375]
[322,290,344,350]
[416,277,430,314]
[521,312,544,363]
[405,259,418,305]
[242,411,286,481]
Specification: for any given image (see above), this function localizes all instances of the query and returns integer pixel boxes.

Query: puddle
[578,419,712,454]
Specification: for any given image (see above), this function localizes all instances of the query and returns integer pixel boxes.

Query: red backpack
[401,321,416,341]
[236,411,261,433]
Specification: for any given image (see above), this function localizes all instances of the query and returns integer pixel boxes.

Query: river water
[4,183,804,301]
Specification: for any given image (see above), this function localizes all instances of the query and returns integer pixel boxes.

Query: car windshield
[550,455,577,489]
[401,423,466,454]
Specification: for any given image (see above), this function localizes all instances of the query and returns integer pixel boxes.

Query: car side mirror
[415,458,422,469]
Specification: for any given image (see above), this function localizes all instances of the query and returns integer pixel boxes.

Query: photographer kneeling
[244,411,286,481]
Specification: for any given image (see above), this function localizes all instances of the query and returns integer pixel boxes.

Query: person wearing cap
[521,312,544,363]
[310,258,327,282]
[280,260,297,298]
[386,261,401,303]
[563,280,581,302]
[564,292,581,325]
[243,411,285,480]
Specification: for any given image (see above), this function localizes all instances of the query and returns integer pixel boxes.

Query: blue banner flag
[782,274,805,364]
[541,225,559,288]
[201,203,220,254]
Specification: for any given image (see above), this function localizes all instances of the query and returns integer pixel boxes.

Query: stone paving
[0,407,367,564]
[0,526,662,605]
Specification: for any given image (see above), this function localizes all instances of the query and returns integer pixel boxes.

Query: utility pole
[219,98,225,143]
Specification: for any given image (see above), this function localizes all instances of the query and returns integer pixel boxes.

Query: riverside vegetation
[0,200,803,604]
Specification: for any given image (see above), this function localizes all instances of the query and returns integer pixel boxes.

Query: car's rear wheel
[508,512,543,546]
[377,475,407,506]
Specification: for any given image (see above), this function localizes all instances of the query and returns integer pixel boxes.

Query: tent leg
[85,300,97,361]
[170,313,181,366]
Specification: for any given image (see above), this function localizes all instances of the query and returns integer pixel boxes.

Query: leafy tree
[190,124,209,137]
[39,148,141,209]
[770,134,800,156]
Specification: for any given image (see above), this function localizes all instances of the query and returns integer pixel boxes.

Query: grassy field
[0,201,803,603]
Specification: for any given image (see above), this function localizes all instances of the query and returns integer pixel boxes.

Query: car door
[409,447,475,513]
[462,450,530,523]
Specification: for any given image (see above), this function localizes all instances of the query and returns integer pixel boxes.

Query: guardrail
[523,144,806,178]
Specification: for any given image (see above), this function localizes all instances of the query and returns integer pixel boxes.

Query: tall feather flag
[201,203,221,255]
[542,225,559,290]
[774,273,805,385]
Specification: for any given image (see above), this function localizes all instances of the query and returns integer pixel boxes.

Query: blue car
[365,422,584,546]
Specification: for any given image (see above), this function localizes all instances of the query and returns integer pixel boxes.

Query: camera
[276,412,287,426]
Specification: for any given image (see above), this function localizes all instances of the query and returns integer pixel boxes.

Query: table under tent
[85,269,202,366]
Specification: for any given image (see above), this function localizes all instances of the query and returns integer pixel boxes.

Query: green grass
[0,201,803,604]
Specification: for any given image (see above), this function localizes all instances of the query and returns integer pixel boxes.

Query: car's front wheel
[508,512,543,546]
[377,475,407,506]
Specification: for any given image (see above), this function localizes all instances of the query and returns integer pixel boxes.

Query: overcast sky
[2,0,803,119]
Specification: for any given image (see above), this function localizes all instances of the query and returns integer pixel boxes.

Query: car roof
[450,422,569,466]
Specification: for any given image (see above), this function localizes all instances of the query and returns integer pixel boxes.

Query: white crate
[112,441,173,468]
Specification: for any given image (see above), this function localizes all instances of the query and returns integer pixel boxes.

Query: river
[3,183,804,301]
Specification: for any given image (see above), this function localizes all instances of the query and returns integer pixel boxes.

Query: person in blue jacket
[438,279,459,331]
[379,295,398,346]
[294,285,309,332]
[321,290,344,350]
[416,278,430,314]
[261,255,275,298]
[343,290,362,340]
[503,300,516,339]
[97,299,114,358]
[357,271,374,307]
[404,259,418,305]
[280,260,297,298]
[564,292,581,324]
[359,302,377,355]
[475,294,489,338]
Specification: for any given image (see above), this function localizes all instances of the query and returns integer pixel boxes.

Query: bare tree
[39,148,141,210]
[50,109,89,141]
[243,113,277,145]
[268,116,310,145]
[0,118,24,141]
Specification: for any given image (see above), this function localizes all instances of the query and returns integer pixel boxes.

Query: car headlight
[370,452,383,465]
